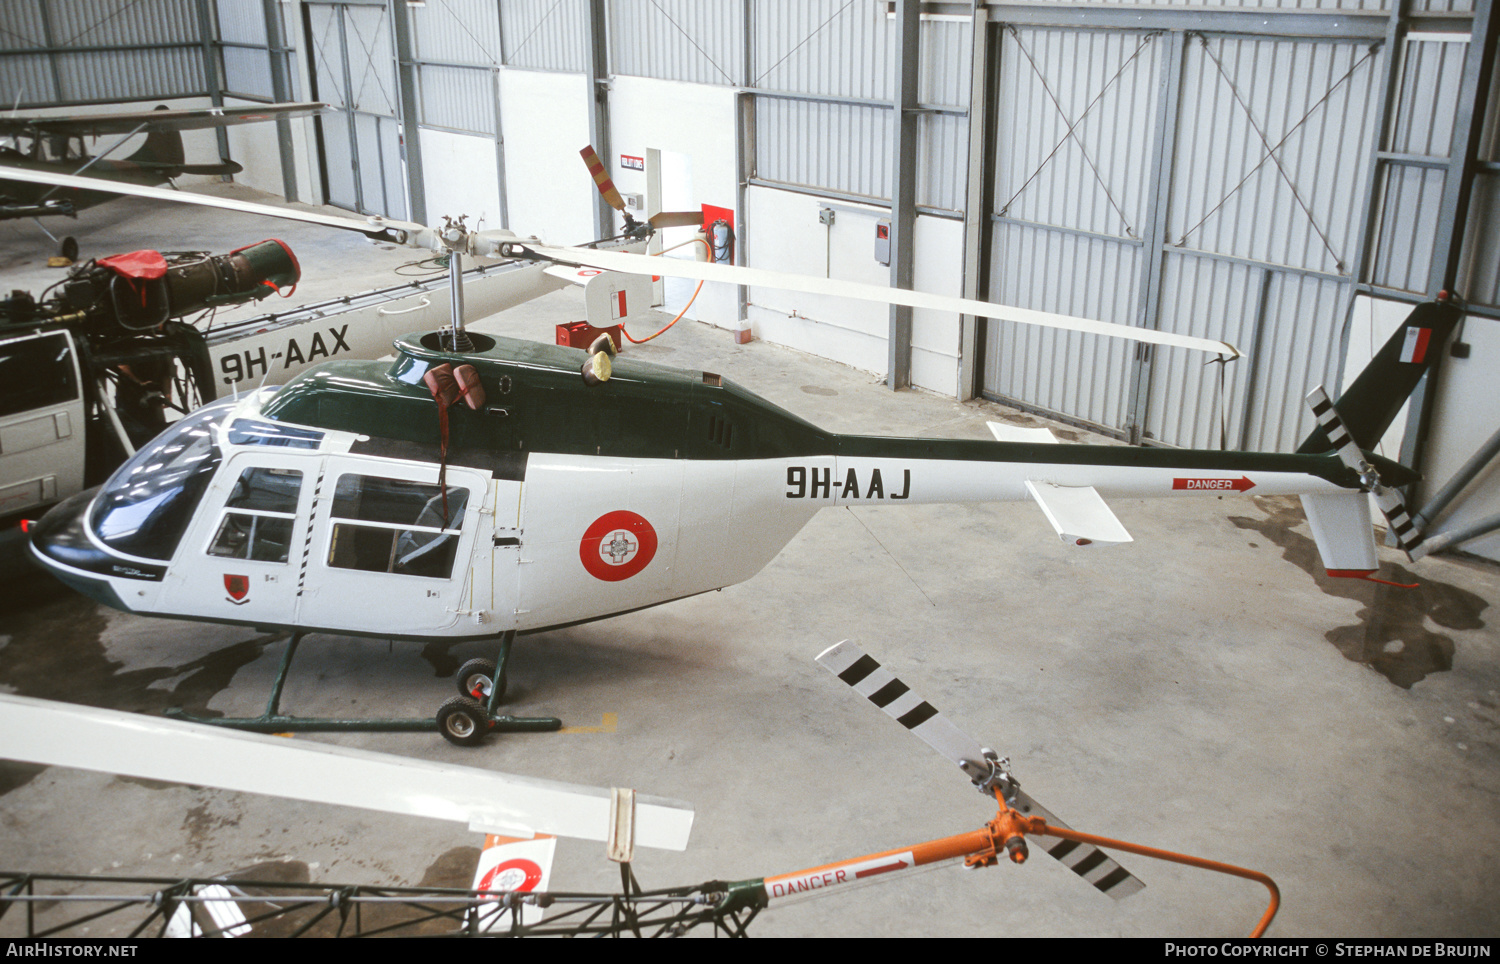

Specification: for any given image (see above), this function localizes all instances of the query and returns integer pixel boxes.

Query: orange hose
[1007,793,1280,938]
[620,237,710,345]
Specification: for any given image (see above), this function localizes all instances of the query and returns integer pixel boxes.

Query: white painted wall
[1343,295,1415,462]
[744,185,962,396]
[419,127,504,231]
[1418,316,1500,562]
[497,68,593,246]
[607,76,738,330]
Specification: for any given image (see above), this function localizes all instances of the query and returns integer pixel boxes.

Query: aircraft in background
[0,101,326,258]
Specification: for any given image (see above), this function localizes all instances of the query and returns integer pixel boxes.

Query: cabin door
[296,458,487,637]
[159,451,310,624]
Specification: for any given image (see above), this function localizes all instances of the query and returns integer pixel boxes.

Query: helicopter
[0,102,326,259]
[10,150,1461,745]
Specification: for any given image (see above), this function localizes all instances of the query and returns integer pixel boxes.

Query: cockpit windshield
[89,400,231,561]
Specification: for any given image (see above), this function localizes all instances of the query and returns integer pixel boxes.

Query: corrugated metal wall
[411,0,502,66]
[0,0,207,106]
[1370,37,1468,293]
[610,0,742,85]
[1150,34,1384,451]
[974,16,1482,454]
[305,1,405,220]
[983,26,1161,432]
[1465,66,1500,308]
[751,9,969,213]
[501,0,588,73]
[407,0,501,135]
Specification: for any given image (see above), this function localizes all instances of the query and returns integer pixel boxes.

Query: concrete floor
[1,185,1497,938]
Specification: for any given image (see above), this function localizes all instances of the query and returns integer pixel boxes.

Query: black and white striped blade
[1306,387,1367,470]
[1306,387,1419,552]
[815,640,1145,899]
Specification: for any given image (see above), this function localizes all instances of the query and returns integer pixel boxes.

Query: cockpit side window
[208,467,303,563]
[326,474,469,579]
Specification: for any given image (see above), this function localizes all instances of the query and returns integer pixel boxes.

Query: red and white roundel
[580,510,657,581]
[479,858,543,894]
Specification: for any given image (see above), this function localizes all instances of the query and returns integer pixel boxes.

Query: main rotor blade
[815,641,1145,899]
[518,243,1241,358]
[0,164,423,244]
[0,694,694,851]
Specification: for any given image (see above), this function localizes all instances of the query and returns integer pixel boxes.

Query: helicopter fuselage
[28,329,1379,641]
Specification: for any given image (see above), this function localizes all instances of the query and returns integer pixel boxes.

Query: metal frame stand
[165,630,561,738]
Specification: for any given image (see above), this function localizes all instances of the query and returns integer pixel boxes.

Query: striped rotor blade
[0,695,694,851]
[579,145,625,212]
[1307,387,1419,553]
[1306,387,1365,468]
[816,640,1144,900]
[817,640,989,781]
[1007,789,1145,900]
[1374,485,1419,552]
[648,210,702,229]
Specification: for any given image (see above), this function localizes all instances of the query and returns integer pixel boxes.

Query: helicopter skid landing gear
[165,630,560,745]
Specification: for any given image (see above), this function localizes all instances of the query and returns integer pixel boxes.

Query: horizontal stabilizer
[1024,480,1133,548]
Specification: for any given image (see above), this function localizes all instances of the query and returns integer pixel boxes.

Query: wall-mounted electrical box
[622,193,645,212]
[818,207,835,226]
[874,219,891,266]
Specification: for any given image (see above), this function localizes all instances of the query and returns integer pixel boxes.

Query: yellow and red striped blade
[579,145,626,212]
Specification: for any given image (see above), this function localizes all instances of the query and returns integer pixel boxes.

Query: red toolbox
[556,322,623,352]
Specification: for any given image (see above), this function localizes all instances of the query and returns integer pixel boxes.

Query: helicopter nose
[29,487,167,602]
[28,487,103,574]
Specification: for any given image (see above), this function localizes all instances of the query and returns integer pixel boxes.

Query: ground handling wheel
[455,657,507,701]
[436,696,491,747]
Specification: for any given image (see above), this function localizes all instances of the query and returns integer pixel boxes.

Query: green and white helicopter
[12,153,1460,745]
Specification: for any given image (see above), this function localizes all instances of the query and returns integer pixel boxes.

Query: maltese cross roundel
[579,510,658,581]
[479,858,543,894]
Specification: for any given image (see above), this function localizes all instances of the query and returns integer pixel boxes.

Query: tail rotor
[579,145,700,234]
[815,640,1146,900]
[1306,386,1420,556]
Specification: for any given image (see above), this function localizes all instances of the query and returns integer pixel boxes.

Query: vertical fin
[1297,299,1461,454]
[125,105,184,167]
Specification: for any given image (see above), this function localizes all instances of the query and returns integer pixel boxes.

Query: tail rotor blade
[1306,387,1420,554]
[579,145,626,213]
[648,210,702,229]
[815,640,1144,900]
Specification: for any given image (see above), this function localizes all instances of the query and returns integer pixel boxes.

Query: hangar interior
[0,0,1498,939]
